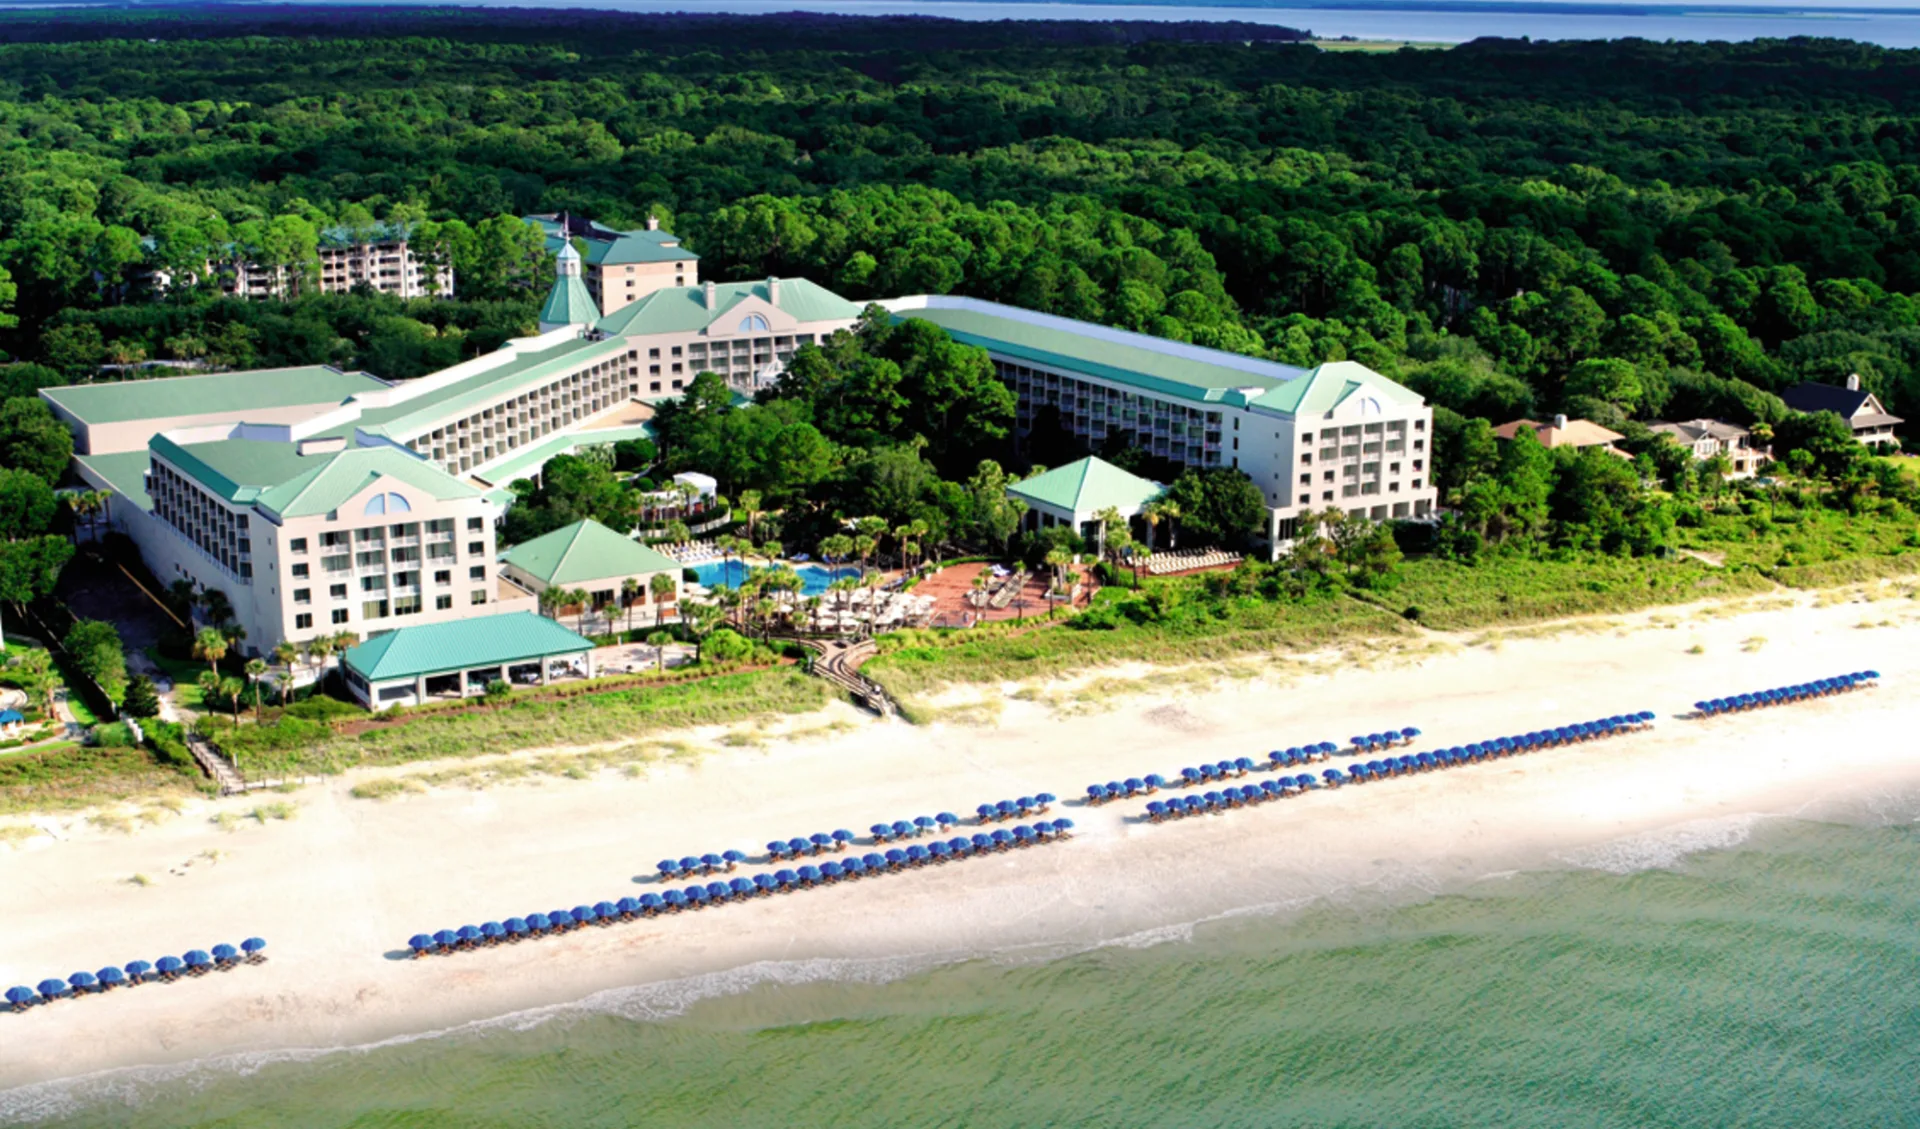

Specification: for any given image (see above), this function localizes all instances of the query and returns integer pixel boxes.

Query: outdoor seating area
[1078,727,1421,804]
[1692,672,1877,716]
[405,820,1078,957]
[1139,712,1653,821]
[660,540,723,563]
[8,939,265,1013]
[1147,548,1242,575]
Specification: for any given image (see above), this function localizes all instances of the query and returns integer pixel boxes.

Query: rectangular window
[470,589,487,605]
[362,599,389,620]
[393,596,422,617]
[294,588,311,605]
[330,583,348,599]
[290,538,308,553]
[467,518,483,532]
[435,569,451,587]
[331,608,350,625]
[467,541,484,556]
[291,563,309,579]
[361,575,386,592]
[294,613,313,630]
[469,565,486,581]
[1300,474,1311,485]
[436,595,453,611]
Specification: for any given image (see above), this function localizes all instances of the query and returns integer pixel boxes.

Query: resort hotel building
[881,296,1437,544]
[43,234,1431,693]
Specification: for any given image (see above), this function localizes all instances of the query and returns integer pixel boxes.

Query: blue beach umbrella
[996,800,1018,819]
[125,959,152,982]
[97,966,126,988]
[662,890,688,910]
[593,901,618,922]
[946,837,970,856]
[730,878,755,897]
[815,864,840,884]
[639,894,665,914]
[155,956,184,978]
[787,837,810,857]
[970,833,993,852]
[1054,817,1074,833]
[721,850,747,869]
[616,898,639,918]
[889,821,912,839]
[749,876,774,895]
[905,845,930,865]
[658,859,681,877]
[566,905,594,926]
[678,855,701,875]
[884,849,906,870]
[938,812,960,827]
[213,942,241,963]
[806,833,830,853]
[68,971,98,992]
[704,881,729,901]
[834,829,857,848]
[1146,800,1167,821]
[479,923,506,944]
[844,856,868,876]
[549,910,576,930]
[928,840,950,860]
[1017,797,1038,813]
[36,978,67,999]
[527,914,551,933]
[454,927,480,949]
[699,853,722,873]
[1083,785,1104,804]
[7,986,37,1009]
[184,950,213,970]
[409,933,435,954]
[684,885,708,906]
[431,929,458,948]
[795,866,821,887]
[990,829,1014,849]
[870,822,892,841]
[983,802,1004,820]
[507,917,530,936]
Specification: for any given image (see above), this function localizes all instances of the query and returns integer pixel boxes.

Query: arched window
[738,313,771,334]
[1358,397,1383,417]
[362,492,411,516]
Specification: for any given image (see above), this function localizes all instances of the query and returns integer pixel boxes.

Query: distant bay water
[2,0,1918,45]
[10,803,1920,1128]
[165,0,1920,47]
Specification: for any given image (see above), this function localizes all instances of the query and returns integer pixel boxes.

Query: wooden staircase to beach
[800,639,897,718]
[186,731,248,795]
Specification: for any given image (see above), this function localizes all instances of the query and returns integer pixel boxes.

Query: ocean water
[15,799,1920,1128]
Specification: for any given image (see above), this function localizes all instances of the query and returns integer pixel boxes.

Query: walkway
[801,638,896,717]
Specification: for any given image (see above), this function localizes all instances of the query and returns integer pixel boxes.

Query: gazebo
[499,518,682,626]
[1006,456,1165,541]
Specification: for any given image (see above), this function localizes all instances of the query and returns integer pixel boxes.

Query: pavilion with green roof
[341,611,596,709]
[499,518,682,623]
[1006,456,1165,538]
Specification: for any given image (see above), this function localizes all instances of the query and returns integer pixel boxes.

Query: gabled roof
[539,272,599,327]
[1251,361,1424,415]
[525,214,698,266]
[342,612,592,683]
[500,519,680,585]
[1780,382,1872,417]
[150,435,481,516]
[1006,457,1164,516]
[41,367,385,426]
[1649,418,1750,443]
[1494,418,1624,450]
[347,336,630,442]
[595,279,862,338]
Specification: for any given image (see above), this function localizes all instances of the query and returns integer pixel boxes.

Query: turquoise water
[16,802,1920,1128]
[693,561,862,595]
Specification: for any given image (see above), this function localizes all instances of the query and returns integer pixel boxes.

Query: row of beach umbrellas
[1084,728,1420,805]
[1693,672,1877,717]
[8,940,266,1012]
[1136,713,1654,822]
[973,796,1055,823]
[413,822,1078,957]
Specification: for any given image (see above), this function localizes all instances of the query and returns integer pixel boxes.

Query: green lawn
[145,647,214,711]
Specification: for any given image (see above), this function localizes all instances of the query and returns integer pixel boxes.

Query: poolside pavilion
[499,518,682,625]
[1006,456,1165,542]
[341,611,597,710]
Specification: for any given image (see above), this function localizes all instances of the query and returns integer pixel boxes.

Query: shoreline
[3,586,1920,1100]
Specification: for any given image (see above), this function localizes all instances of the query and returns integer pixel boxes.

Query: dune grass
[1361,556,1777,631]
[210,668,833,776]
[0,743,199,817]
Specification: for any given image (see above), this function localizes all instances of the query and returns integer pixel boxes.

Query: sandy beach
[4,585,1920,1103]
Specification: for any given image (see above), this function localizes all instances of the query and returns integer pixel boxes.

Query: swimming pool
[690,560,863,597]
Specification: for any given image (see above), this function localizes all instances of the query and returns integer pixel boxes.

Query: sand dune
[3,587,1919,1092]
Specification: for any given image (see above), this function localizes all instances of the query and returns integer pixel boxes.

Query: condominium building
[526,213,698,318]
[881,296,1437,546]
[153,223,454,301]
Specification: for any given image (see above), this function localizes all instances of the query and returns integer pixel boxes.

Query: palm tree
[1043,548,1072,620]
[649,572,677,625]
[200,589,235,629]
[272,642,298,704]
[197,669,221,713]
[166,579,198,621]
[1141,503,1163,554]
[1158,501,1182,550]
[330,631,357,680]
[244,658,268,721]
[736,489,762,543]
[621,577,641,633]
[819,534,853,568]
[219,676,246,719]
[193,626,228,679]
[308,636,335,682]
[853,534,876,576]
[760,540,783,563]
[862,572,884,636]
[539,586,565,620]
[646,630,673,672]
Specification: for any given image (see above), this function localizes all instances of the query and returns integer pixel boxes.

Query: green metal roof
[526,216,698,266]
[1250,361,1424,414]
[150,435,480,516]
[41,367,385,426]
[595,279,862,338]
[500,519,680,586]
[346,336,629,442]
[1006,457,1164,516]
[539,272,600,327]
[472,423,654,487]
[343,611,592,683]
[76,450,155,511]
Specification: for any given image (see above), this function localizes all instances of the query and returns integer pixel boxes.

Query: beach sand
[3,586,1919,1095]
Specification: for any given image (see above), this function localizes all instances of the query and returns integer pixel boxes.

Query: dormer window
[738,313,771,333]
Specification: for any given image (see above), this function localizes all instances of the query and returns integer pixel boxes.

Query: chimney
[646,214,659,232]
[1552,413,1568,430]
[703,280,716,310]
[767,276,780,305]
[1846,373,1861,391]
